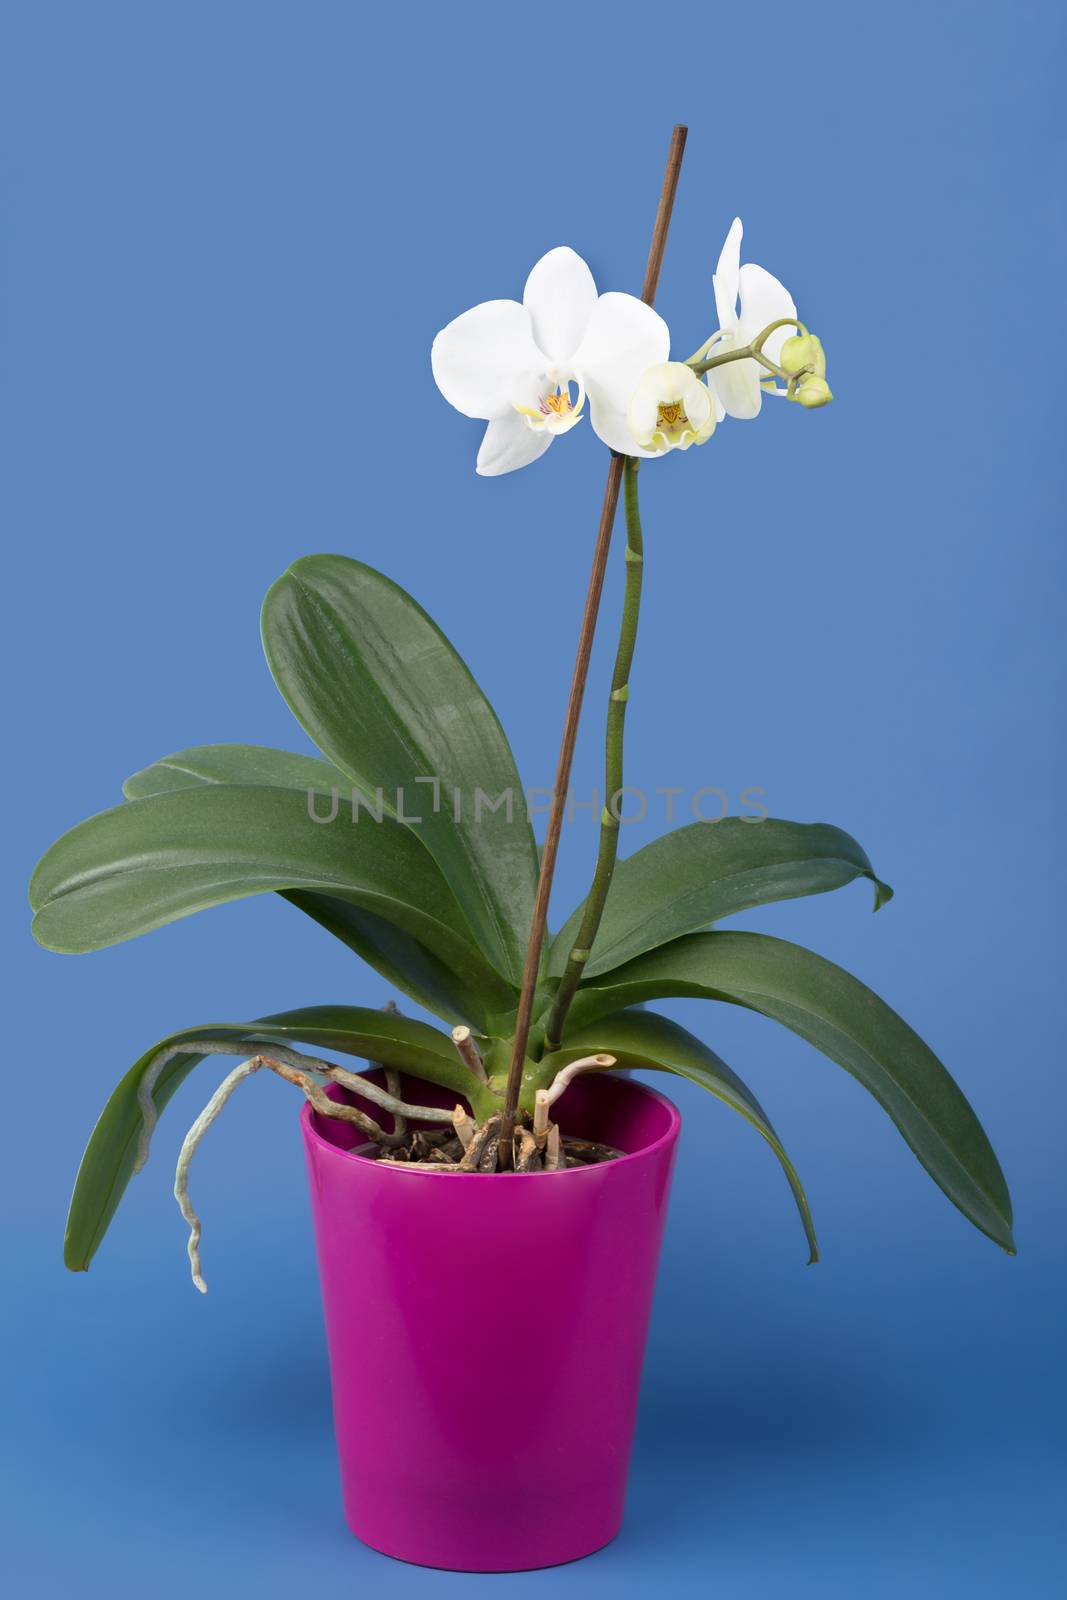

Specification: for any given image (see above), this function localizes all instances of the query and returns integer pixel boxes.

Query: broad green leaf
[124,742,348,800]
[550,818,892,979]
[121,745,500,1026]
[280,892,503,1029]
[542,1008,818,1263]
[29,784,515,1015]
[261,554,539,985]
[563,931,1014,1253]
[64,1006,479,1272]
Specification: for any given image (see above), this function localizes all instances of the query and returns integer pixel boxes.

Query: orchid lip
[513,373,586,436]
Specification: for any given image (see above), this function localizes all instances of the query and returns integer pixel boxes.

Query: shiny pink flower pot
[301,1070,680,1572]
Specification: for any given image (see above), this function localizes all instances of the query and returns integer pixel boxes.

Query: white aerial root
[452,1104,477,1149]
[174,1059,263,1294]
[532,1055,615,1161]
[542,1053,616,1110]
[136,1035,457,1177]
[170,1045,466,1293]
[450,1025,487,1083]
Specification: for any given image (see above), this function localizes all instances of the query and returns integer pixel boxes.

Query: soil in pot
[360,1114,623,1172]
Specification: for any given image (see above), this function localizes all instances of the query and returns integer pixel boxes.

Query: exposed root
[452,1104,477,1150]
[172,1040,629,1290]
[376,1111,623,1175]
[541,1053,617,1111]
[136,1033,458,1179]
[174,1059,261,1294]
[450,1025,488,1083]
[458,1113,502,1172]
[171,1044,465,1294]
[514,1127,539,1172]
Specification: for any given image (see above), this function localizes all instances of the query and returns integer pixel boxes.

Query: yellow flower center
[656,400,687,431]
[513,378,584,435]
[541,387,573,417]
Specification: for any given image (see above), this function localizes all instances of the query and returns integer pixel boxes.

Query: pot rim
[300,1070,681,1180]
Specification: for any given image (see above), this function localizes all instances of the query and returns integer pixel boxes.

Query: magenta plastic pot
[301,1070,680,1572]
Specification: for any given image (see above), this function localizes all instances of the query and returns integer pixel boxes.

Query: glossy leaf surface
[262,555,539,984]
[30,784,513,1013]
[550,818,891,978]
[121,745,505,1025]
[564,931,1014,1252]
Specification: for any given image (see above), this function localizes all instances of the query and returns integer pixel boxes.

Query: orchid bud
[779,332,826,378]
[794,374,833,409]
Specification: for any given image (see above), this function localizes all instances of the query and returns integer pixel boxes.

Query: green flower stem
[689,317,808,380]
[544,456,645,1052]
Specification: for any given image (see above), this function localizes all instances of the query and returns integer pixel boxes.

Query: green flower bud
[794,374,833,409]
[779,332,826,378]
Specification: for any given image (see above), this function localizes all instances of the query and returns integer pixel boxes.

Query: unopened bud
[794,374,833,409]
[779,332,826,378]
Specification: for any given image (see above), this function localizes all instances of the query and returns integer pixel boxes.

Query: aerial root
[171,1044,462,1293]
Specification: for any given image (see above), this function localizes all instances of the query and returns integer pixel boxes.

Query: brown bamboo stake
[500,124,689,1148]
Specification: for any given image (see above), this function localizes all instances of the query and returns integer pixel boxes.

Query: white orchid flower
[431,247,670,476]
[705,218,797,421]
[628,362,716,453]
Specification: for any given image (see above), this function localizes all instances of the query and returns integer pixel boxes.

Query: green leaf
[64,1006,480,1272]
[279,892,502,1029]
[29,784,515,1017]
[261,554,539,985]
[121,744,501,1027]
[549,818,892,979]
[564,931,1014,1253]
[542,1008,818,1263]
[124,742,348,800]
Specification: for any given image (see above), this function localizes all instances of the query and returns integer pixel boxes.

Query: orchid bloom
[704,218,798,421]
[628,362,716,453]
[431,247,669,476]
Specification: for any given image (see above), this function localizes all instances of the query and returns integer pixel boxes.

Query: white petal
[523,247,598,365]
[574,291,670,417]
[680,370,713,430]
[588,395,661,457]
[431,299,543,420]
[475,414,554,477]
[713,217,743,331]
[629,379,660,438]
[706,356,763,421]
[736,263,797,363]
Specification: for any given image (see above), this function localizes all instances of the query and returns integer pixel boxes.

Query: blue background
[3,3,1064,1594]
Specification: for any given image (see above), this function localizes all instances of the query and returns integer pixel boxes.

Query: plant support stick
[500,123,688,1145]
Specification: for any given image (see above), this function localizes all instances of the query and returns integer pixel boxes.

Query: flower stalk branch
[689,317,831,405]
[689,317,807,378]
[545,458,645,1051]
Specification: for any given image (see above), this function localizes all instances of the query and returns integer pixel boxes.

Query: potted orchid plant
[30,127,1012,1572]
